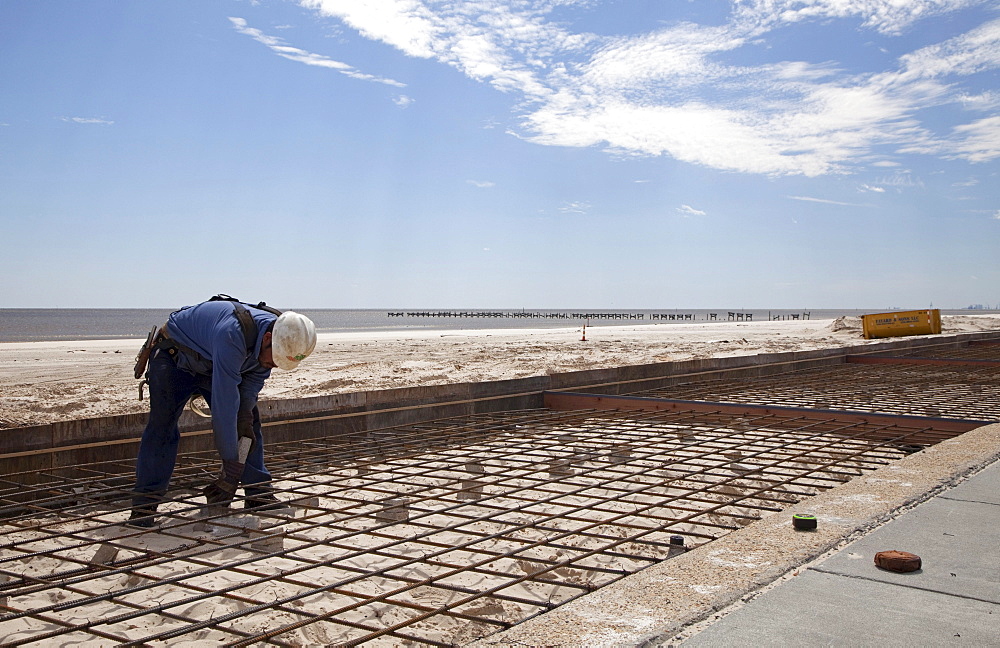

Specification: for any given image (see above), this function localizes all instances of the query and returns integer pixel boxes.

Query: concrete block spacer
[668,534,688,557]
[90,544,120,566]
[376,498,410,523]
[458,479,484,500]
[295,496,321,516]
[547,460,575,476]
[250,530,286,552]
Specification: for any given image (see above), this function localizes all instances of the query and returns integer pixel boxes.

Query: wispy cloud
[787,195,864,206]
[676,204,706,217]
[859,184,886,193]
[229,17,405,88]
[875,172,926,188]
[559,201,590,214]
[993,210,1000,220]
[299,1,999,176]
[942,115,1000,163]
[393,94,414,107]
[467,179,495,188]
[957,90,1000,111]
[754,0,984,36]
[61,116,114,125]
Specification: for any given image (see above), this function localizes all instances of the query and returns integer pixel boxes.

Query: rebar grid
[0,404,953,647]
[899,340,1000,362]
[630,362,1000,420]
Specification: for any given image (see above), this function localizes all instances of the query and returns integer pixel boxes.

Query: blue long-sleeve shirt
[164,300,275,463]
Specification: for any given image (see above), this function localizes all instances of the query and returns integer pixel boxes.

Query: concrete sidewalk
[674,460,1000,646]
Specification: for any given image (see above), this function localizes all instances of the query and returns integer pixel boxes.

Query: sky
[1,0,998,310]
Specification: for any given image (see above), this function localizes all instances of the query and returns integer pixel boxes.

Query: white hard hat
[271,311,317,371]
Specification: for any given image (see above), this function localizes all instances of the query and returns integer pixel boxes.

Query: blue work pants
[131,349,272,509]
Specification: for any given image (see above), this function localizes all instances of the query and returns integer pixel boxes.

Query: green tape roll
[792,513,817,530]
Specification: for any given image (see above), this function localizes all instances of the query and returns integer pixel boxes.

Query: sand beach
[2,314,999,429]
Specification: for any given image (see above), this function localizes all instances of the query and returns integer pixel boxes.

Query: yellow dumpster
[861,309,941,339]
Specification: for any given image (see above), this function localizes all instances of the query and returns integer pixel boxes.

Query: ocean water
[0,307,992,343]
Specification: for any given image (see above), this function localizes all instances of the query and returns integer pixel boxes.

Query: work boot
[126,506,157,529]
[244,490,285,512]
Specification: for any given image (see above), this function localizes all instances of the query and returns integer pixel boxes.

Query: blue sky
[1,0,998,309]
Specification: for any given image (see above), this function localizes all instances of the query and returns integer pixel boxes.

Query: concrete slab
[939,459,1000,505]
[817,497,1000,603]
[679,569,1000,646]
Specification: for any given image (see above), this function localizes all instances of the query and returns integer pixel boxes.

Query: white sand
[1,315,998,429]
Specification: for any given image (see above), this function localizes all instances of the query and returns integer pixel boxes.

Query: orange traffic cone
[581,325,587,341]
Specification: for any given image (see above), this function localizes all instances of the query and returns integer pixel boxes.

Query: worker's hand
[203,480,236,506]
[237,410,256,452]
[203,460,243,507]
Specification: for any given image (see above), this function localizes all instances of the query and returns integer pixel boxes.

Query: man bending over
[128,298,316,528]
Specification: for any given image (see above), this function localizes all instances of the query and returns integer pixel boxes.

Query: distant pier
[386,311,648,320]
[386,310,811,322]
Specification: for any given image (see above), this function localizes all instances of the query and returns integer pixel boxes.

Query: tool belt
[133,325,165,380]
[134,323,204,399]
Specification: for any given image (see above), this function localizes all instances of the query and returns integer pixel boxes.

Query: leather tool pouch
[133,326,159,380]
